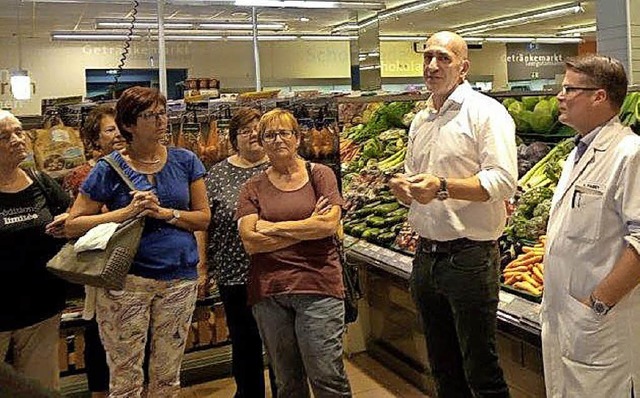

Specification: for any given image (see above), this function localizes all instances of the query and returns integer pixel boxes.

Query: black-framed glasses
[560,86,601,96]
[138,109,168,121]
[262,129,295,143]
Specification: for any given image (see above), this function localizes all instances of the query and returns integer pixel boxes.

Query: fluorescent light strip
[557,24,596,36]
[226,35,298,40]
[457,2,583,35]
[379,0,468,20]
[199,22,286,30]
[299,35,357,41]
[52,34,142,41]
[165,35,224,41]
[234,0,336,8]
[482,37,583,44]
[97,21,194,29]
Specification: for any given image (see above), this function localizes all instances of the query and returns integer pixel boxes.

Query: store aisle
[179,353,427,397]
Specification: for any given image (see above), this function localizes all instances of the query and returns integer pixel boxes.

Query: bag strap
[304,161,318,199]
[103,155,138,192]
[26,168,58,212]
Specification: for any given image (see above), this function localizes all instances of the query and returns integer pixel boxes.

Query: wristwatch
[168,209,181,225]
[590,294,612,316]
[436,177,449,201]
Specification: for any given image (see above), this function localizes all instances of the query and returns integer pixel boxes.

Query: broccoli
[544,158,565,184]
[518,187,554,216]
[533,198,552,219]
[512,216,548,241]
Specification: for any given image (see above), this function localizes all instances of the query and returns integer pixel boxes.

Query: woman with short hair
[237,108,351,398]
[65,87,210,398]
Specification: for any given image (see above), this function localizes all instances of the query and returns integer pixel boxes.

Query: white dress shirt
[405,82,517,241]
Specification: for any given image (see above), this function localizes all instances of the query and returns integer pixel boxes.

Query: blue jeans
[411,239,510,398]
[252,294,352,398]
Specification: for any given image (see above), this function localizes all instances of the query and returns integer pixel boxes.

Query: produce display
[501,236,546,298]
[339,91,640,301]
[342,169,408,248]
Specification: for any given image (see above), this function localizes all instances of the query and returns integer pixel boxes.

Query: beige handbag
[46,156,145,290]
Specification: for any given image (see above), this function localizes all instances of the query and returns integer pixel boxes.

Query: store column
[596,0,640,84]
[351,13,381,91]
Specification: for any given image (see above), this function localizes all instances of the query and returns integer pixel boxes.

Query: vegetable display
[502,236,546,297]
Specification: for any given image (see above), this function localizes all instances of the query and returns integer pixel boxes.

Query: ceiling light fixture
[52,32,142,41]
[557,24,596,36]
[456,2,584,36]
[482,36,583,44]
[378,0,469,21]
[299,17,310,22]
[300,35,357,40]
[96,20,194,29]
[199,22,286,30]
[165,35,224,40]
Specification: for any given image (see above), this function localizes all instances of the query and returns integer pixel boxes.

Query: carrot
[511,255,543,268]
[522,273,541,288]
[522,246,536,253]
[504,265,529,273]
[503,271,527,279]
[537,263,545,272]
[532,266,544,282]
[504,275,517,285]
[531,272,543,285]
[514,281,541,296]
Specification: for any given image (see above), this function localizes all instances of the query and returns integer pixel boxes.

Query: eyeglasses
[262,129,295,143]
[238,126,258,137]
[138,109,168,121]
[559,86,601,96]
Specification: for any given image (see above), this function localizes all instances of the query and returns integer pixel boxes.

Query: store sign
[506,43,578,81]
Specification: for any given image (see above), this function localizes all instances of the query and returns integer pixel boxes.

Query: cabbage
[502,98,517,109]
[548,96,560,119]
[531,100,555,133]
[522,96,541,111]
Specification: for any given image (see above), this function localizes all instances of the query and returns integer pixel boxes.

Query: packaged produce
[33,124,86,178]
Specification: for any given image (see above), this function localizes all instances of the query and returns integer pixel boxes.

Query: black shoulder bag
[304,161,362,324]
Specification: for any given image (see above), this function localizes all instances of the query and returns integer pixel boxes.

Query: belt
[418,237,496,254]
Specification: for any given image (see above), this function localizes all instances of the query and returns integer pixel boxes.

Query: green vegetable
[362,138,384,159]
[377,231,397,245]
[362,228,383,239]
[502,98,517,109]
[366,215,387,228]
[372,202,400,216]
[522,96,542,111]
[387,208,408,218]
[354,207,376,217]
[531,99,556,134]
[350,223,369,237]
[383,215,406,225]
[519,138,575,190]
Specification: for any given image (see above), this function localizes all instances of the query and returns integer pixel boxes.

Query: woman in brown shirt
[236,109,351,397]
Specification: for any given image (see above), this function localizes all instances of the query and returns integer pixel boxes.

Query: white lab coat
[541,118,640,397]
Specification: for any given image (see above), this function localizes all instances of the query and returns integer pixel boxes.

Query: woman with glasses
[199,107,277,398]
[65,86,211,398]
[236,108,351,397]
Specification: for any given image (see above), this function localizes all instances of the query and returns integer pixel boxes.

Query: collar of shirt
[573,116,616,163]
[425,81,471,117]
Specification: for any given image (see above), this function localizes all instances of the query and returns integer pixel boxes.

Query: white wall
[0,38,507,116]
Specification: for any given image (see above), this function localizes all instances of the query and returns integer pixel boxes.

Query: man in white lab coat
[542,54,640,397]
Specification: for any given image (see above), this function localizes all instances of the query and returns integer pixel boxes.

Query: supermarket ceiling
[0,0,596,41]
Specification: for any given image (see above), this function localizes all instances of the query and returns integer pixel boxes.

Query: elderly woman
[236,108,351,398]
[199,107,276,397]
[62,105,126,398]
[65,87,210,398]
[0,110,70,390]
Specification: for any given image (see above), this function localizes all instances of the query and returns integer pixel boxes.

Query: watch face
[437,191,449,201]
[593,301,608,315]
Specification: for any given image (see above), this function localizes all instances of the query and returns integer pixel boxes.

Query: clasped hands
[389,173,441,205]
[127,190,173,221]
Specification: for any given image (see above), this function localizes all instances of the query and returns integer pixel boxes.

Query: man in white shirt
[389,31,516,397]
[541,55,640,397]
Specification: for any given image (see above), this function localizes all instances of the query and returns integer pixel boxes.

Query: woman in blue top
[66,87,210,398]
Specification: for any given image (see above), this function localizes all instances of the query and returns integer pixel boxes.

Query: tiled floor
[179,353,428,397]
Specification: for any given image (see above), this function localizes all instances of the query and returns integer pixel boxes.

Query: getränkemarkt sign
[506,43,578,81]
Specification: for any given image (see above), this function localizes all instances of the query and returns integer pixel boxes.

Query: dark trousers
[410,238,509,398]
[84,318,109,393]
[219,284,277,398]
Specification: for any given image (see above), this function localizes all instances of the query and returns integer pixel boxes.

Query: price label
[499,291,516,304]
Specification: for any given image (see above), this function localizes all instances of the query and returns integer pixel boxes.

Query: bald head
[426,31,468,60]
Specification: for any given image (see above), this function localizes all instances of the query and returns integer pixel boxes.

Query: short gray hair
[0,110,21,127]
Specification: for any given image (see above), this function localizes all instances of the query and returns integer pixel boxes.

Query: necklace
[130,156,161,165]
